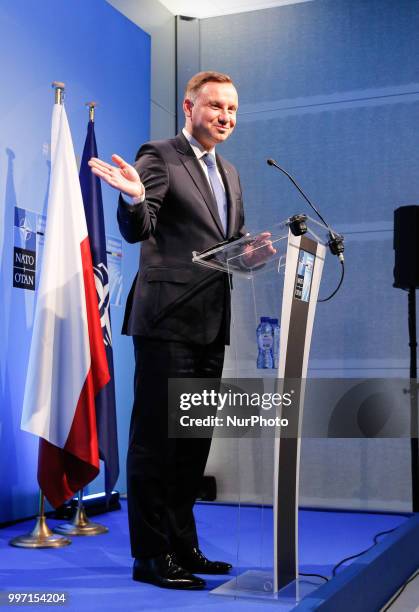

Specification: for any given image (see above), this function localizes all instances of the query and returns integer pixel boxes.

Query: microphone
[267,158,344,262]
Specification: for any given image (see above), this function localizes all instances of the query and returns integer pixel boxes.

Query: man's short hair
[185,71,234,101]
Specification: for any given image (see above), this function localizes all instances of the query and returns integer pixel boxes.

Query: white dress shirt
[130,128,226,205]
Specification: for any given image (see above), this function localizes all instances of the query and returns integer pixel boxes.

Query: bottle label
[258,333,273,350]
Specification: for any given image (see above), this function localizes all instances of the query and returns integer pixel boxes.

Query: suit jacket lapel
[175,133,226,238]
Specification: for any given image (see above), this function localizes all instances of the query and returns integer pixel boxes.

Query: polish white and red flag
[21,102,110,508]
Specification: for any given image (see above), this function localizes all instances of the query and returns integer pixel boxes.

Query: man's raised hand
[88,154,145,199]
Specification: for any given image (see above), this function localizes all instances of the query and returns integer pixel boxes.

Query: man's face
[184,81,238,149]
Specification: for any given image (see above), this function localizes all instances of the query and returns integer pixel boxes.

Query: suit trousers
[127,335,225,559]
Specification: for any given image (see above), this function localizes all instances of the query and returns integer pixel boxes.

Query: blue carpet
[0,501,408,611]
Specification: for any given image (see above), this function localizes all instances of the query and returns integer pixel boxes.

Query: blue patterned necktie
[203,153,227,235]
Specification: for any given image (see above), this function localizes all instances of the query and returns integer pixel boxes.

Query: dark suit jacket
[117,132,245,345]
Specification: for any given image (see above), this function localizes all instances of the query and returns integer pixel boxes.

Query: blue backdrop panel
[0,0,150,522]
[200,0,419,509]
[201,0,419,101]
[201,0,419,372]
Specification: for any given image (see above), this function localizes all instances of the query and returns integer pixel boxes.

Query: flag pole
[10,490,71,548]
[80,97,120,504]
[10,81,73,549]
[53,99,108,538]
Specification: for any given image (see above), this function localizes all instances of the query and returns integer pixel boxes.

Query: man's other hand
[242,232,277,268]
[88,154,145,199]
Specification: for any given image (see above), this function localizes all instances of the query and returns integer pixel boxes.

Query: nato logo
[13,207,37,290]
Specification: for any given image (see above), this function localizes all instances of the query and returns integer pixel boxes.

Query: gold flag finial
[52,81,65,105]
[86,101,98,122]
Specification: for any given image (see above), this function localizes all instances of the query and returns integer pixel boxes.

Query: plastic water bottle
[270,318,280,370]
[257,317,273,369]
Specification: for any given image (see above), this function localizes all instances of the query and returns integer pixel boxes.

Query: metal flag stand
[10,491,71,548]
[53,489,109,536]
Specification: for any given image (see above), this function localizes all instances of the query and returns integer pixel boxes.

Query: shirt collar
[182,127,215,160]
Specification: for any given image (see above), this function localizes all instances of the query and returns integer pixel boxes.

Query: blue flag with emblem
[79,118,119,498]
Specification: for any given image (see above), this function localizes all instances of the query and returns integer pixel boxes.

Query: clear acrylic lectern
[192,215,331,605]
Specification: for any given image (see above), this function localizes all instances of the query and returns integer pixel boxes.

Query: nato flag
[79,119,119,498]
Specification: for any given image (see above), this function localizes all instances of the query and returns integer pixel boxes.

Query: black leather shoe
[177,548,232,575]
[133,553,206,589]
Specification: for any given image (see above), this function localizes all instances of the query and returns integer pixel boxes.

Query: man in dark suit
[89,71,273,590]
